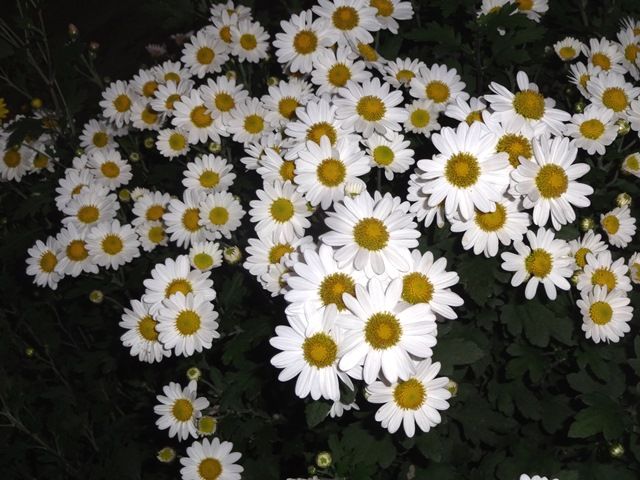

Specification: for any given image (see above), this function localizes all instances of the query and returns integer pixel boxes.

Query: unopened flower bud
[208,142,222,153]
[267,76,279,86]
[198,415,217,436]
[144,136,155,149]
[316,451,332,468]
[25,347,35,357]
[446,380,458,396]
[616,192,632,207]
[68,23,79,39]
[344,180,365,197]
[573,100,585,113]
[156,447,176,463]
[579,217,595,232]
[571,271,581,285]
[610,443,624,458]
[616,119,631,136]
[30,98,43,110]
[89,41,100,51]
[186,366,201,381]
[89,290,104,304]
[226,70,237,80]
[223,246,242,264]
[118,189,131,203]
[622,153,640,175]
[307,466,317,475]
[74,147,85,157]
[128,152,140,163]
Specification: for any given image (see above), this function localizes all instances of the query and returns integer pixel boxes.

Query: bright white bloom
[553,37,584,61]
[313,0,380,47]
[54,168,95,211]
[130,100,163,131]
[586,71,640,120]
[231,19,270,63]
[156,128,190,159]
[183,154,236,194]
[244,235,313,278]
[310,45,371,95]
[600,205,636,248]
[226,98,271,144]
[407,170,446,229]
[79,119,117,153]
[0,142,33,182]
[617,27,640,79]
[568,61,601,98]
[181,31,229,79]
[150,80,195,116]
[568,231,608,269]
[199,75,248,125]
[404,99,440,136]
[99,80,135,128]
[180,437,244,480]
[577,286,633,344]
[370,0,413,34]
[172,91,220,144]
[262,79,313,127]
[86,220,140,269]
[383,57,425,88]
[628,252,640,283]
[513,0,548,22]
[137,221,168,252]
[199,191,246,239]
[576,250,632,295]
[565,104,617,155]
[25,237,63,289]
[189,241,223,272]
[409,63,468,111]
[55,225,98,277]
[621,152,640,178]
[61,185,119,234]
[444,96,487,125]
[154,380,209,441]
[365,131,414,180]
[153,60,192,85]
[119,299,171,363]
[88,148,132,190]
[584,37,625,74]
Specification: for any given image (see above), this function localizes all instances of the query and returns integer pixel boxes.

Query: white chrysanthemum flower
[241,132,291,171]
[150,80,194,116]
[476,0,510,17]
[181,31,229,79]
[199,191,246,239]
[407,170,446,229]
[172,91,220,144]
[270,304,353,401]
[180,437,244,480]
[164,190,212,248]
[311,45,371,95]
[26,237,63,289]
[314,0,380,47]
[226,97,272,144]
[565,104,617,155]
[584,37,625,74]
[322,190,419,276]
[296,136,371,209]
[79,119,117,153]
[208,9,238,52]
[621,152,640,178]
[249,180,312,243]
[482,111,534,170]
[154,380,209,441]
[600,205,637,248]
[486,71,570,136]
[450,197,530,258]
[500,228,574,300]
[617,27,640,79]
[577,286,633,344]
[61,184,119,234]
[88,148,132,190]
[137,220,168,252]
[157,292,220,357]
[132,68,160,99]
[370,0,413,33]
[231,19,270,63]
[338,277,437,384]
[131,190,171,227]
[55,224,99,277]
[409,63,468,111]
[259,262,291,297]
[628,252,640,283]
[262,79,313,127]
[586,71,640,120]
[512,0,548,22]
[553,37,584,61]
[142,255,215,313]
[0,141,33,182]
[182,154,236,194]
[256,147,297,183]
[99,80,136,127]
[156,128,190,159]
[119,299,171,364]
[383,57,425,88]
[199,75,248,125]
[244,235,313,278]
[153,60,192,85]
[576,250,632,295]
[568,61,601,98]
[444,96,487,125]
[416,122,510,220]
[568,231,608,269]
[131,101,163,132]
[210,0,252,22]
[329,399,359,418]
[189,241,223,272]
[367,358,450,437]
[86,220,140,269]
[403,99,440,136]
[364,131,414,180]
[511,135,593,230]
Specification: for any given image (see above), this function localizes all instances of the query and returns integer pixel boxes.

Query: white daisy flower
[198,191,246,239]
[367,358,451,437]
[617,27,640,79]
[25,237,63,289]
[132,190,171,227]
[55,224,99,277]
[153,60,192,85]
[600,205,636,248]
[61,184,119,234]
[500,228,574,300]
[199,75,248,125]
[403,99,440,136]
[586,71,640,120]
[137,220,169,252]
[370,0,413,34]
[262,78,313,127]
[157,292,220,357]
[565,104,617,155]
[409,63,469,111]
[249,180,312,243]
[154,380,209,441]
[189,241,223,272]
[383,57,425,88]
[444,96,487,125]
[119,299,171,364]
[553,37,584,62]
[181,31,229,79]
[313,0,380,48]
[131,68,160,99]
[241,132,292,171]
[260,262,291,297]
[88,148,132,190]
[79,119,117,154]
[244,235,313,278]
[513,0,548,22]
[150,80,194,116]
[576,250,632,295]
[86,220,140,269]
[621,152,640,178]
[99,80,136,128]
[329,399,360,418]
[485,71,570,136]
[416,122,510,220]
[322,190,419,276]
[364,131,414,180]
[130,101,163,131]
[142,255,215,314]
[407,170,446,229]
[210,0,252,22]
[156,128,190,159]
[311,45,371,95]
[476,0,510,17]
[164,190,212,248]
[231,19,270,63]
[568,230,608,269]
[628,252,640,283]
[511,135,593,230]
[183,154,236,194]
[338,277,438,384]
[584,37,625,74]
[577,286,633,344]
[226,97,272,144]
[172,91,220,144]
[256,148,297,183]
[296,136,371,209]
[0,141,33,182]
[568,61,601,98]
[179,437,244,480]
[483,111,535,170]
[209,9,238,52]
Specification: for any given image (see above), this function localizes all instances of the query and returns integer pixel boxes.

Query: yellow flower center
[465,110,483,125]
[138,315,159,341]
[164,72,181,83]
[208,206,229,225]
[516,0,533,10]
[101,234,123,255]
[165,94,181,110]
[240,33,257,51]
[395,69,415,84]
[168,132,186,151]
[370,0,394,17]
[146,205,165,221]
[142,80,158,97]
[268,243,294,264]
[513,90,545,120]
[71,184,85,196]
[356,95,386,122]
[525,248,553,278]
[591,268,617,291]
[39,251,58,273]
[67,240,89,261]
[182,208,201,232]
[148,225,165,244]
[601,214,620,234]
[244,114,264,134]
[196,46,215,65]
[425,81,450,104]
[279,160,296,181]
[293,30,318,54]
[365,312,402,349]
[589,301,613,325]
[579,74,590,90]
[535,164,568,198]
[92,131,109,148]
[33,154,49,170]
[77,205,99,224]
[357,42,378,62]
[625,43,639,62]
[580,119,605,139]
[113,94,131,113]
[410,108,430,128]
[332,6,359,30]
[193,253,214,270]
[191,106,213,128]
[198,416,217,434]
[306,122,337,145]
[373,145,395,166]
[172,398,194,421]
[317,158,346,186]
[353,217,389,251]
[328,63,351,87]
[626,155,640,171]
[602,88,628,112]
[270,198,294,222]
[559,46,576,59]
[199,458,223,480]
[401,272,434,304]
[199,170,220,188]
[475,204,507,232]
[141,106,158,125]
[497,133,532,168]
[176,309,201,335]
[444,152,480,188]
[100,161,120,179]
[215,92,235,112]
[302,332,338,368]
[591,52,611,70]
[575,247,591,268]
[319,272,356,310]
[278,97,299,120]
[165,278,192,297]
[393,378,426,410]
[3,149,20,168]
[220,25,232,43]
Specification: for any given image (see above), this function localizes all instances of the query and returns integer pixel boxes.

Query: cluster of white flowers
[477,0,549,22]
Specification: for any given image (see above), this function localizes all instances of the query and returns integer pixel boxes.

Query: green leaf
[567,393,624,440]
[305,401,331,428]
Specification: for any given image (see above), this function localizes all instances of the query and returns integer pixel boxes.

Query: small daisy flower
[79,119,117,154]
[156,128,190,158]
[55,224,99,277]
[119,299,171,364]
[132,191,172,227]
[553,37,584,61]
[181,31,229,79]
[565,104,617,155]
[444,96,487,125]
[61,185,119,234]
[137,221,169,252]
[209,9,238,51]
[132,68,160,99]
[210,0,252,22]
[0,141,32,182]
[199,75,248,124]
[314,0,380,48]
[244,235,313,278]
[364,131,414,180]
[226,97,272,144]
[154,380,209,441]
[600,205,637,248]
[86,220,140,269]
[383,57,425,88]
[26,237,63,289]
[568,61,601,98]
[285,99,352,153]
[256,148,297,184]
[88,148,132,190]
[179,437,244,480]
[231,19,270,63]
[577,286,633,344]
[370,0,414,34]
[576,250,632,295]
[182,154,236,194]
[99,80,136,128]
[621,152,640,178]
[241,132,291,171]
[500,228,574,300]
[189,241,223,272]
[367,358,451,437]
[153,60,192,85]
[617,27,640,79]
[403,99,440,136]
[130,101,163,131]
[483,112,535,169]
[476,0,510,17]
[409,63,469,111]
[586,71,640,120]
[568,231,608,269]
[198,191,246,239]
[329,399,360,418]
[172,91,220,144]
[625,98,640,134]
[584,37,625,74]
[262,79,313,127]
[157,292,220,357]
[512,0,548,22]
[150,80,195,116]
[164,190,215,248]
[310,45,371,95]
